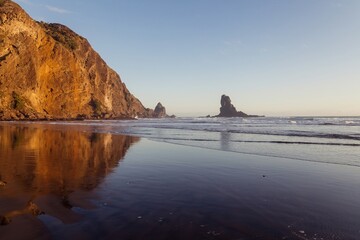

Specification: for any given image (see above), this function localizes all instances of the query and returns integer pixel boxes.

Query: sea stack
[152,102,167,118]
[0,0,153,120]
[150,102,175,118]
[216,94,248,117]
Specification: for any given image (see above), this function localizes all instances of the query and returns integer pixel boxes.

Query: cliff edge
[0,0,152,120]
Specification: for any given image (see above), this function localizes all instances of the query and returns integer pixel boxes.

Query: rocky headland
[0,0,164,120]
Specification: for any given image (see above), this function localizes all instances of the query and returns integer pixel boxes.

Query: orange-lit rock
[0,0,152,120]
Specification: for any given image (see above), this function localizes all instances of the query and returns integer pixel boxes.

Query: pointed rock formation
[148,102,175,118]
[216,95,248,117]
[152,102,167,118]
[0,0,152,120]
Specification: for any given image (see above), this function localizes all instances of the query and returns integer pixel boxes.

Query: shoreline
[1,119,359,168]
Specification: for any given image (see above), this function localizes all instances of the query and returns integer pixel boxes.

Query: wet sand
[1,123,360,239]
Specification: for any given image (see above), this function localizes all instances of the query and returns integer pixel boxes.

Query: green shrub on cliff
[12,92,25,110]
[0,0,6,7]
[38,22,78,50]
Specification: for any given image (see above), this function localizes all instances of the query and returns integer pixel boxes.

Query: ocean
[44,116,360,166]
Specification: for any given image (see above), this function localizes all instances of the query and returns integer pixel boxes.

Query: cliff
[0,0,153,120]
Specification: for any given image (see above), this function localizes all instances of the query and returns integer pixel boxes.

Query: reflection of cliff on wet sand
[0,124,139,233]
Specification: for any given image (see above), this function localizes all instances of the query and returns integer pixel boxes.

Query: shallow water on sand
[1,123,360,239]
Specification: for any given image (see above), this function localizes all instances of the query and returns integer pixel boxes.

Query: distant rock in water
[216,95,262,117]
[0,0,153,120]
[150,102,175,118]
[152,102,167,118]
[217,95,248,117]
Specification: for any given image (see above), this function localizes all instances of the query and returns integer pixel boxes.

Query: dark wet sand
[1,123,360,239]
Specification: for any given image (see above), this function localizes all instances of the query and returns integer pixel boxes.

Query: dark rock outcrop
[217,95,248,117]
[0,0,153,120]
[152,102,167,118]
[148,102,175,118]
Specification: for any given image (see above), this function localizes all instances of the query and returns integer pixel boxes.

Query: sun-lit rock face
[0,0,152,120]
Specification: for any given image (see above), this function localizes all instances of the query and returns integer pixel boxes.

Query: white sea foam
[15,116,360,167]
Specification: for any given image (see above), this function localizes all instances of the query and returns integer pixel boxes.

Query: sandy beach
[0,122,360,239]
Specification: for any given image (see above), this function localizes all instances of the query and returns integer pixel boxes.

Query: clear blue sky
[14,0,360,116]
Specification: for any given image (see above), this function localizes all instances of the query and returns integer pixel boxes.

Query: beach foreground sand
[0,123,360,239]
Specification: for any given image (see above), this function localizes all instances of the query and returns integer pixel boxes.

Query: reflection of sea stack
[217,95,248,117]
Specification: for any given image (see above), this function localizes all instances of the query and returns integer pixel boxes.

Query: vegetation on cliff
[38,22,79,50]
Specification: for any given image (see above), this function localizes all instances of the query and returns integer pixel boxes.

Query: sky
[13,0,360,117]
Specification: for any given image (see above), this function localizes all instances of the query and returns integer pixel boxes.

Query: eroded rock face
[217,94,248,117]
[0,0,152,120]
